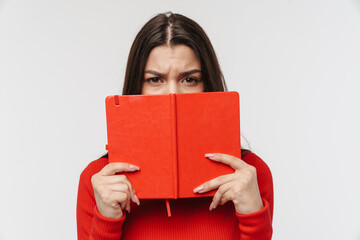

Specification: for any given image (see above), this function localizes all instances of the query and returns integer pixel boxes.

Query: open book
[105,91,241,199]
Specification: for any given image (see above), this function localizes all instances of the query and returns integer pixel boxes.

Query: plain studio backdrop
[1,0,360,239]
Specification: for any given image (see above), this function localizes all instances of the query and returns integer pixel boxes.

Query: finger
[219,189,233,206]
[105,175,137,208]
[111,191,128,209]
[209,182,234,211]
[124,183,132,212]
[120,176,136,203]
[116,175,140,206]
[126,203,131,213]
[106,175,135,202]
[101,174,134,185]
[100,162,140,176]
[132,193,140,206]
[194,173,234,193]
[109,184,139,207]
[205,153,247,170]
[109,183,131,192]
[107,174,140,206]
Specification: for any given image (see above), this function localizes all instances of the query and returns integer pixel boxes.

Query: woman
[77,12,273,239]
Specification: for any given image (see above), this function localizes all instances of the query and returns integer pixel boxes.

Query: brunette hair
[100,13,243,159]
[122,12,228,95]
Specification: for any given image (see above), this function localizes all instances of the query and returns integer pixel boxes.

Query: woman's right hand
[91,162,141,219]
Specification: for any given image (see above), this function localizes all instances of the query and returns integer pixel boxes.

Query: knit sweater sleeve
[76,158,126,240]
[235,152,274,240]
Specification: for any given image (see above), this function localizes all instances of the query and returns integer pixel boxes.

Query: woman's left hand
[193,153,264,215]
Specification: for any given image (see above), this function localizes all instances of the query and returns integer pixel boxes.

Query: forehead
[145,45,201,70]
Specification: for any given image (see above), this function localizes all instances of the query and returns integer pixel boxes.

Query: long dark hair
[101,12,245,159]
[122,12,227,95]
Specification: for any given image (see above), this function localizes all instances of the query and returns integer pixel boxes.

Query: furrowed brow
[179,69,201,78]
[144,70,164,78]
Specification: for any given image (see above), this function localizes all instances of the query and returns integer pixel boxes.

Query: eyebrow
[144,69,201,78]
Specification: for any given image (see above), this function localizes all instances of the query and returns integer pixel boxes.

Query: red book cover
[105,91,241,199]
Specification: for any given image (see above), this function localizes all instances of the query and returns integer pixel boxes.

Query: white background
[1,0,360,239]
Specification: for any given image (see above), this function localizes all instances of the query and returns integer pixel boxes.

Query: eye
[182,77,200,84]
[146,77,162,84]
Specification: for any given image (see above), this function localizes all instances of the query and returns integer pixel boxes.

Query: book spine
[170,93,179,199]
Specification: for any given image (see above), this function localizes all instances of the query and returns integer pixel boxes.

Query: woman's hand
[91,162,141,219]
[193,153,263,214]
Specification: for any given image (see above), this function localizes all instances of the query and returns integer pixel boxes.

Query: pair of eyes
[144,77,201,85]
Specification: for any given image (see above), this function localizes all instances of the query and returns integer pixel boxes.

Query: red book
[105,91,241,199]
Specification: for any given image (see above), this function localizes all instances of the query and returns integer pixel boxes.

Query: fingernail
[129,164,140,170]
[205,153,215,158]
[209,202,215,211]
[133,194,140,205]
[193,185,204,193]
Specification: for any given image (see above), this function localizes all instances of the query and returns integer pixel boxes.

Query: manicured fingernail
[129,164,140,170]
[209,202,215,211]
[205,153,216,158]
[133,194,140,205]
[193,185,204,193]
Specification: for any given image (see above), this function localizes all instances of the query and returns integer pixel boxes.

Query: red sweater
[77,151,273,240]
